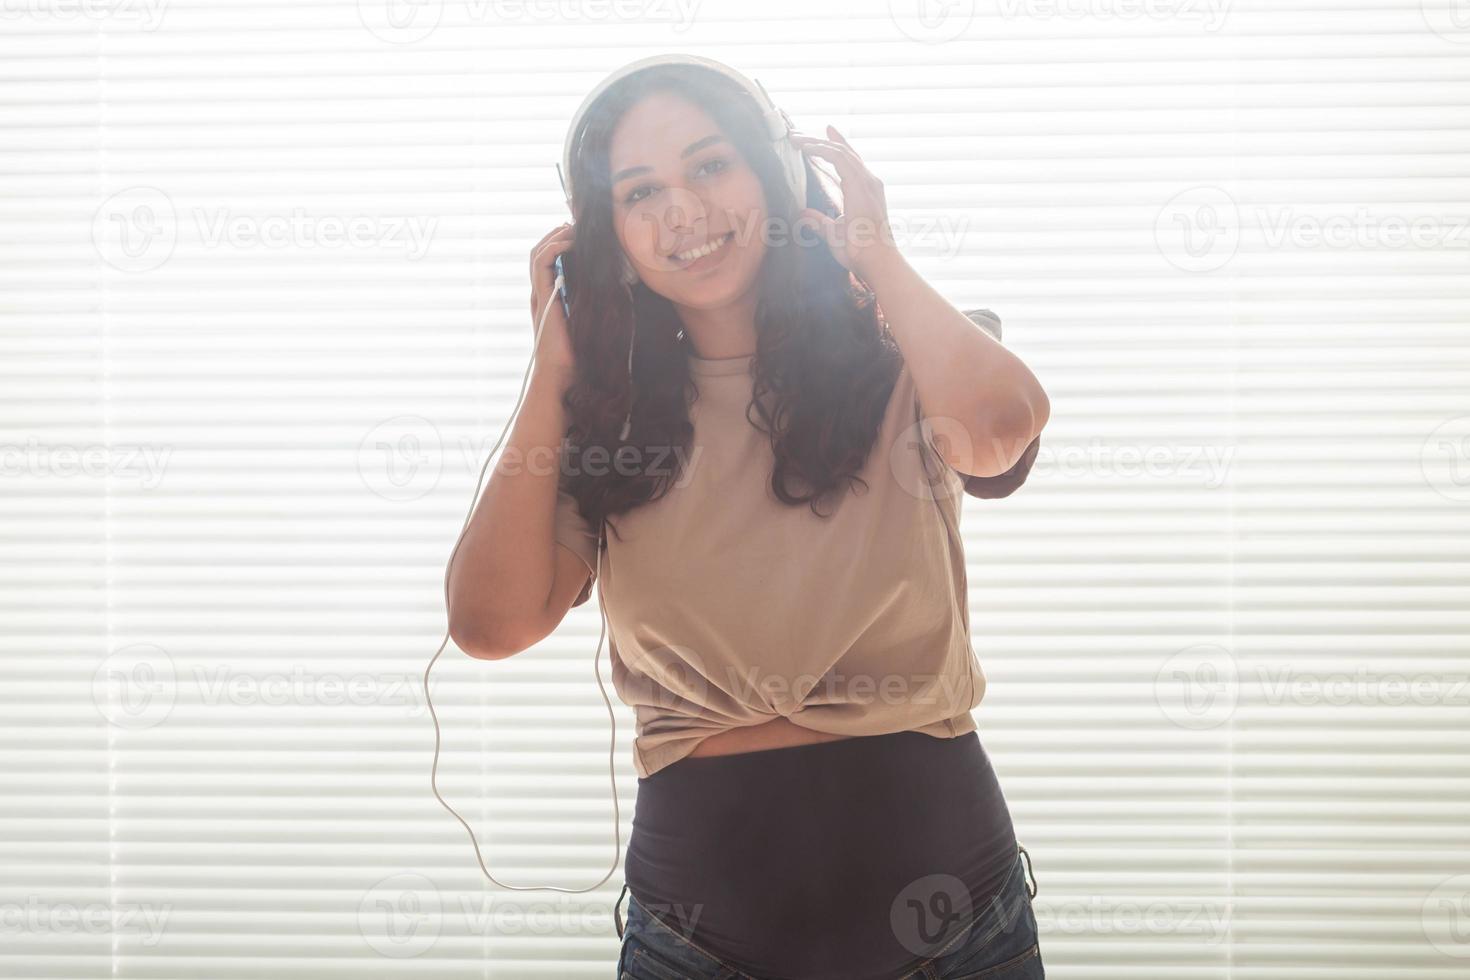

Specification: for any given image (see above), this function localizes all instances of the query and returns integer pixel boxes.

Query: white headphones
[424,54,810,896]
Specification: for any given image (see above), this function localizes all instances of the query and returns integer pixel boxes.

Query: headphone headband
[559,53,808,215]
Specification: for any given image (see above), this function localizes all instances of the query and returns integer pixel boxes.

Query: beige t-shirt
[553,332,1015,779]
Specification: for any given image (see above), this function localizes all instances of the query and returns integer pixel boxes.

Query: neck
[673,287,760,359]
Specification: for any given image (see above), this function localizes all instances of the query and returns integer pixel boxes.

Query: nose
[652,187,708,256]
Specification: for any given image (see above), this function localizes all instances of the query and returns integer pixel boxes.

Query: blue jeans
[613,843,1044,979]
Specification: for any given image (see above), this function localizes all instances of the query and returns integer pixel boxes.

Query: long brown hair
[558,62,902,543]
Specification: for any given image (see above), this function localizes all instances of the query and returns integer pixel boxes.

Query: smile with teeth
[673,231,734,264]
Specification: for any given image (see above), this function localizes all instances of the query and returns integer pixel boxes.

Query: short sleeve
[965,308,1002,342]
[961,434,1039,499]
[913,308,1040,500]
[553,485,600,607]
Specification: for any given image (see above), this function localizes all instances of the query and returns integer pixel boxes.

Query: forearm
[860,249,1049,477]
[446,361,575,654]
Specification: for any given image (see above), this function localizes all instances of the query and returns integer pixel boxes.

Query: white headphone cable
[423,276,621,892]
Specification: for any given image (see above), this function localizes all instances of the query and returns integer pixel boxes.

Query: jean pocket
[621,938,709,980]
[618,896,736,980]
[932,852,1044,979]
[943,940,1043,980]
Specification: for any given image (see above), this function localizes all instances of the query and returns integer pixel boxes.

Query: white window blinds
[2,1,1468,977]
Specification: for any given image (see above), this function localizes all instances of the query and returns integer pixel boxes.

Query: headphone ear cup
[781,148,808,210]
[771,109,808,208]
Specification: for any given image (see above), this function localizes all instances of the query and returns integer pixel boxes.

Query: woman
[447,57,1049,979]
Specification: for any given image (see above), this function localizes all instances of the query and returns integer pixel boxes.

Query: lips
[671,231,734,266]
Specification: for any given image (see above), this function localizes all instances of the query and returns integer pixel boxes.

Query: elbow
[447,611,524,661]
[970,392,1047,478]
[1029,384,1051,440]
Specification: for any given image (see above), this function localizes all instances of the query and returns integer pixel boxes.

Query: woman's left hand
[791,126,900,279]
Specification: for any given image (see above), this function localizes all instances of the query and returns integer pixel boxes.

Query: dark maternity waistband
[622,728,1020,980]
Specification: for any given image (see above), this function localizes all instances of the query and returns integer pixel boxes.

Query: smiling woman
[6,2,1460,977]
[444,52,1048,980]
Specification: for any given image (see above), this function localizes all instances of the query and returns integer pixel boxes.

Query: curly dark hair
[557,62,904,544]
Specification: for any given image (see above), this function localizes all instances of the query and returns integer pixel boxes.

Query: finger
[529,227,564,281]
[530,229,574,281]
[791,134,860,168]
[531,222,573,254]
[533,232,573,265]
[827,125,856,153]
[530,225,574,269]
[792,137,868,187]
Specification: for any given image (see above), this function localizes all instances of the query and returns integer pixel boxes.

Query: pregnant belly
[624,729,1020,980]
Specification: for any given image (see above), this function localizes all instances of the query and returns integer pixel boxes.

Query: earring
[618,333,635,440]
[619,279,636,441]
[619,255,638,285]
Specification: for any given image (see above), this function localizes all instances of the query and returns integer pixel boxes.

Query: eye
[696,156,729,178]
[623,183,656,206]
[620,157,730,206]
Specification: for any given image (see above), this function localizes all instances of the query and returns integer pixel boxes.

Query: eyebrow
[610,134,726,186]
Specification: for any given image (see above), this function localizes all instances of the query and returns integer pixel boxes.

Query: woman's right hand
[529,223,577,377]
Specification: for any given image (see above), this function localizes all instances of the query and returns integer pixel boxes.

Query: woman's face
[606,90,770,310]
